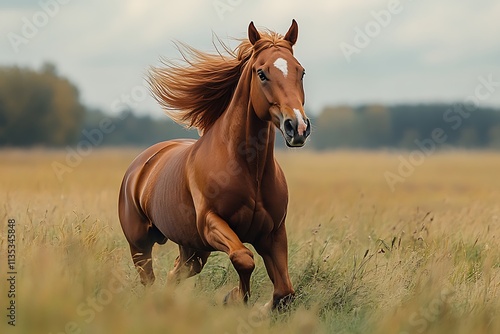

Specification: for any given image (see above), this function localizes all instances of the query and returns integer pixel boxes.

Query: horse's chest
[215,189,286,242]
[223,205,271,243]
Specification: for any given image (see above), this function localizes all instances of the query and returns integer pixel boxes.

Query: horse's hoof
[223,286,242,305]
[273,293,295,312]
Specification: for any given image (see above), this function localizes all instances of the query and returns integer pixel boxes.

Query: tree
[488,125,500,149]
[314,106,362,149]
[358,105,391,148]
[0,63,85,146]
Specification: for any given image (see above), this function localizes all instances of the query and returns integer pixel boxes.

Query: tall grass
[0,149,499,333]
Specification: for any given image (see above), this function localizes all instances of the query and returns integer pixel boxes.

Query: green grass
[0,149,499,333]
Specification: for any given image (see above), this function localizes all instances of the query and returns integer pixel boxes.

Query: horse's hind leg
[120,208,167,286]
[130,242,155,286]
[167,245,210,285]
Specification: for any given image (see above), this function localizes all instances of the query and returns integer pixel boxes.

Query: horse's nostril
[305,119,311,137]
[284,119,295,137]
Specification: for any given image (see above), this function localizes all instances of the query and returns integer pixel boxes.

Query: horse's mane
[148,30,293,134]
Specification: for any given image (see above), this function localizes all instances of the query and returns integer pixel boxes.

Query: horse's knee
[229,249,255,274]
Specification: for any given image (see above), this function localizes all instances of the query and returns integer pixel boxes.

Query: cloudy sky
[1,0,499,116]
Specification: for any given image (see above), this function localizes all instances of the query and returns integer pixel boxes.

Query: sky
[1,0,499,117]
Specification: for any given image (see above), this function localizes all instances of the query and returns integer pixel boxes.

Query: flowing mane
[148,31,293,134]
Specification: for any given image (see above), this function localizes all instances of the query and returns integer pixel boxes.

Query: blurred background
[1,0,499,148]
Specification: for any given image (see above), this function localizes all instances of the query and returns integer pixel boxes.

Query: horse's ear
[248,21,261,45]
[284,19,298,46]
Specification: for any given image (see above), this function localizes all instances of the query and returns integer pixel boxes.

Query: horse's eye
[257,69,267,82]
[301,70,305,80]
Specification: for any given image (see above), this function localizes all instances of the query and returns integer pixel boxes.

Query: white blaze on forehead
[293,108,307,136]
[273,58,288,77]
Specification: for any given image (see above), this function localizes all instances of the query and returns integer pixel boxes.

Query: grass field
[1,148,499,334]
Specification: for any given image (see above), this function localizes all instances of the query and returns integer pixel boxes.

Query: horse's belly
[137,142,209,251]
[148,178,209,250]
[153,205,207,249]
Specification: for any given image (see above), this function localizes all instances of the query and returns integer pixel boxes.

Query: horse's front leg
[255,222,295,311]
[202,211,255,304]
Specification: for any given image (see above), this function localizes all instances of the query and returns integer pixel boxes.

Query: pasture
[1,149,499,333]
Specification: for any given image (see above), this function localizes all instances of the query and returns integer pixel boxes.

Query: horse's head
[248,20,311,147]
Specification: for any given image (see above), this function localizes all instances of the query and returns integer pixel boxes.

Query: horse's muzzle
[282,117,311,147]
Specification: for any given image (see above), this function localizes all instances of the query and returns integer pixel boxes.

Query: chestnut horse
[118,20,310,309]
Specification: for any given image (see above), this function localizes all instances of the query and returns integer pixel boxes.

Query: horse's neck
[217,71,276,179]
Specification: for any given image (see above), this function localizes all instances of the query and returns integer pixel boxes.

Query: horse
[118,19,311,310]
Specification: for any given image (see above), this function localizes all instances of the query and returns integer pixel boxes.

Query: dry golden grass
[0,148,499,333]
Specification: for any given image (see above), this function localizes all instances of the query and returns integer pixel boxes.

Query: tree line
[313,104,500,150]
[0,63,84,146]
[1,64,500,149]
